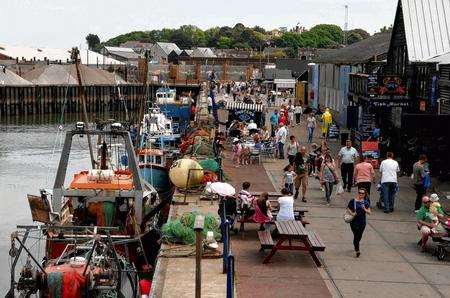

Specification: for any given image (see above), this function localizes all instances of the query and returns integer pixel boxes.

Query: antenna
[344,5,349,45]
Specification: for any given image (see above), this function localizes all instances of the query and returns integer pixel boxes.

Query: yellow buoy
[169,158,204,188]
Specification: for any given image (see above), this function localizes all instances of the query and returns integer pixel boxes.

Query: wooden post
[194,215,204,298]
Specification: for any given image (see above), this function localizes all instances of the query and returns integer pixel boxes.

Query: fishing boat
[138,107,178,201]
[155,87,192,135]
[6,125,169,298]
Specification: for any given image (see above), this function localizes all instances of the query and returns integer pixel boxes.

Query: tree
[86,34,100,51]
[217,36,233,49]
[347,32,363,45]
[348,28,370,39]
[378,25,393,33]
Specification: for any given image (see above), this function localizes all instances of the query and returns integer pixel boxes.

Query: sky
[1,0,397,49]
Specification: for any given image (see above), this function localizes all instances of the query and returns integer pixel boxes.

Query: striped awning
[226,102,265,112]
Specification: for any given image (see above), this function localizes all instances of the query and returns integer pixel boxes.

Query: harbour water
[0,113,126,293]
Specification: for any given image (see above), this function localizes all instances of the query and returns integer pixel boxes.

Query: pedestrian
[286,135,299,165]
[275,123,288,159]
[379,152,400,213]
[283,164,296,195]
[337,140,359,192]
[321,108,333,139]
[413,154,428,211]
[354,155,375,196]
[347,188,371,257]
[253,192,273,231]
[207,95,213,114]
[294,146,309,202]
[308,143,319,177]
[306,113,316,143]
[231,138,242,168]
[320,153,339,205]
[270,110,279,137]
[288,101,295,127]
[295,104,303,125]
[278,110,287,126]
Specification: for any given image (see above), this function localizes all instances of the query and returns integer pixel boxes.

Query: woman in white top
[286,135,299,165]
[277,188,295,221]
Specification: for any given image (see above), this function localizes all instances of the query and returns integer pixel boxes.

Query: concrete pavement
[260,113,450,297]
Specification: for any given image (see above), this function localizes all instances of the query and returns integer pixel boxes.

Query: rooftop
[400,0,450,62]
[275,59,309,77]
[192,47,217,58]
[0,45,124,65]
[0,67,33,86]
[156,42,181,55]
[22,64,127,86]
[315,32,391,64]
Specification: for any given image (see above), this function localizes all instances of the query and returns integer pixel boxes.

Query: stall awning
[226,102,265,112]
[274,79,296,89]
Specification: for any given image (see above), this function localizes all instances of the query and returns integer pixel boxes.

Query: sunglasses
[358,192,366,195]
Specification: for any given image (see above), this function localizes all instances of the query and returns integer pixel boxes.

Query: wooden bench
[258,230,274,250]
[306,230,326,251]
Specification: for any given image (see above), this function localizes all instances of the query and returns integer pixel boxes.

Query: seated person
[277,188,295,221]
[253,192,273,230]
[430,193,445,218]
[228,121,241,138]
[247,120,258,135]
[238,182,255,218]
[218,196,238,233]
[417,196,445,252]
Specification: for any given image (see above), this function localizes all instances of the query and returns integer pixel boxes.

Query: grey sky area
[1,0,396,48]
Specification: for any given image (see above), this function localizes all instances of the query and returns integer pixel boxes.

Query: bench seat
[258,230,274,249]
[306,230,326,251]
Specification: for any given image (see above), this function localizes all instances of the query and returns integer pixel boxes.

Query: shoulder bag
[344,199,357,223]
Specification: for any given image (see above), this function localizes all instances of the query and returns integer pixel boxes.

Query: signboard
[370,100,411,108]
[378,76,407,96]
[367,75,379,96]
[361,141,380,168]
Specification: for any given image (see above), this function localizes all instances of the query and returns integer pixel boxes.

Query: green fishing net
[162,212,222,245]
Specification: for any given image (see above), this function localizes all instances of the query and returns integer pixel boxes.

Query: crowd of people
[217,84,445,260]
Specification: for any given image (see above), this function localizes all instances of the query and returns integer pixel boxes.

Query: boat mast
[71,47,96,168]
[136,53,149,147]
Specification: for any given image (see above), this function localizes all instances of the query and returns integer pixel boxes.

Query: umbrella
[208,182,236,197]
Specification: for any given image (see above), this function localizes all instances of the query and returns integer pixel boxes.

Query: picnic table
[258,220,325,267]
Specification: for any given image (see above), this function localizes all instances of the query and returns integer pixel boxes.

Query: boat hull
[139,164,174,199]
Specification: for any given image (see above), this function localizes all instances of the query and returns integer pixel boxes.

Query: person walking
[413,154,428,211]
[379,152,400,213]
[347,188,371,257]
[320,153,338,205]
[354,155,375,196]
[288,101,295,127]
[321,108,333,139]
[275,123,288,159]
[294,104,303,125]
[306,113,316,143]
[207,95,213,114]
[282,165,296,195]
[269,110,279,137]
[286,135,299,165]
[294,146,309,202]
[337,140,359,192]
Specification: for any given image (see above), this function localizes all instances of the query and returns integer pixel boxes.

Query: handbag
[344,199,357,223]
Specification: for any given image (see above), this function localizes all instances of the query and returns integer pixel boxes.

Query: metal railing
[220,199,235,298]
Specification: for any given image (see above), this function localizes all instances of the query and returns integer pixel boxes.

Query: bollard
[194,215,205,298]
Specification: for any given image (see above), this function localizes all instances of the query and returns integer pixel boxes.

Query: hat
[422,196,430,203]
[430,193,439,202]
[232,138,239,143]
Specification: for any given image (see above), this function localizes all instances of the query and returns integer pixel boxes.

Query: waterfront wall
[0,84,145,118]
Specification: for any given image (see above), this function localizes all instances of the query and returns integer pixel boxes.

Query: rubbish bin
[341,132,349,145]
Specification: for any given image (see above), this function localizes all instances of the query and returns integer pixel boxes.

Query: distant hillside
[102,24,372,57]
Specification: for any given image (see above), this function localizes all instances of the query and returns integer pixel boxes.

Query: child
[430,193,443,215]
[283,164,296,195]
[232,138,242,167]
[241,145,251,165]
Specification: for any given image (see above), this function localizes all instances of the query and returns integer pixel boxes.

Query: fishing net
[198,159,219,172]
[161,212,221,245]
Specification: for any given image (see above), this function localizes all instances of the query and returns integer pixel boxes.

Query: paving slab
[333,280,439,298]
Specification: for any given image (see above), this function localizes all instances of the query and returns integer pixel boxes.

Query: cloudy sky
[1,0,397,48]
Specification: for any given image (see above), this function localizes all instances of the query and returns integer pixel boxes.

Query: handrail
[220,198,235,298]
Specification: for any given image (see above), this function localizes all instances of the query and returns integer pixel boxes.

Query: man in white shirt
[275,123,288,159]
[294,105,303,125]
[379,152,400,213]
[207,96,213,114]
[337,140,359,192]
